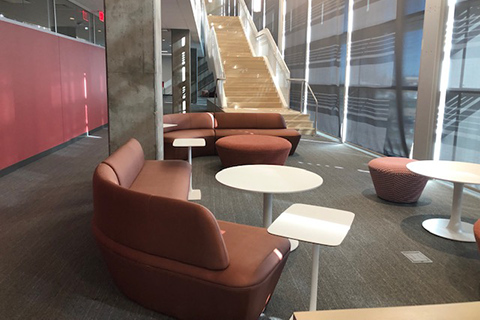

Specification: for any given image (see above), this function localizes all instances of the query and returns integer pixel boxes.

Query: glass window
[0,0,54,30]
[94,14,105,46]
[284,0,309,111]
[308,0,349,138]
[54,0,92,42]
[440,0,480,164]
[345,0,426,156]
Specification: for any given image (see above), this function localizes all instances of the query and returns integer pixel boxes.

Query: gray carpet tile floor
[0,129,479,320]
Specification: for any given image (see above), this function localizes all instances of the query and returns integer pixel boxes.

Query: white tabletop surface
[173,138,206,147]
[268,204,355,246]
[163,123,178,128]
[407,160,480,185]
[215,165,323,194]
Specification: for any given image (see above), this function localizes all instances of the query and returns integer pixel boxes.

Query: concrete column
[278,0,285,56]
[172,29,191,113]
[105,0,163,159]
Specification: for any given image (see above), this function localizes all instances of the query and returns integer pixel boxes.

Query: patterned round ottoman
[216,135,292,168]
[368,157,429,203]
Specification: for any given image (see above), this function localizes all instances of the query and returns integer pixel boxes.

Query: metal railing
[201,0,227,108]
[203,0,291,109]
[214,77,226,110]
[288,78,319,135]
[237,0,290,108]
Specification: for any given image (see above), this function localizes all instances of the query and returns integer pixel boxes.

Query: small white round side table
[216,165,323,250]
[173,138,206,200]
[407,160,480,242]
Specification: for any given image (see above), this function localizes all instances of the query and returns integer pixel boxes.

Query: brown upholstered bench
[92,138,290,320]
[163,112,301,160]
[214,112,301,155]
[216,134,292,167]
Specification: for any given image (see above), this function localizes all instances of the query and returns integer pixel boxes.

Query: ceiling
[161,0,198,38]
[72,0,104,14]
[74,0,200,38]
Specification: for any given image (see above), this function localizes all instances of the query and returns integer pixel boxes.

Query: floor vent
[401,251,433,263]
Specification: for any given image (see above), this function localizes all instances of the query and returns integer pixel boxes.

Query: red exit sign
[82,10,89,21]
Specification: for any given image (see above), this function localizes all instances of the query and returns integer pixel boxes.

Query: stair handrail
[214,77,226,111]
[201,0,227,108]
[236,0,290,108]
[288,78,318,135]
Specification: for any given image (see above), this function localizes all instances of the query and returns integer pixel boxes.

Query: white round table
[407,160,480,242]
[215,165,323,250]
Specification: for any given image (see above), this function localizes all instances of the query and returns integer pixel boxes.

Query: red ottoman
[216,135,292,168]
[475,220,480,253]
[368,157,429,203]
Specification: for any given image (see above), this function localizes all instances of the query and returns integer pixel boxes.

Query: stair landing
[208,15,315,136]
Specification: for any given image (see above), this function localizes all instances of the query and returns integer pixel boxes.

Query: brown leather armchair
[92,139,290,320]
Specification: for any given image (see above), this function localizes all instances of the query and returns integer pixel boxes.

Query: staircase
[208,15,315,135]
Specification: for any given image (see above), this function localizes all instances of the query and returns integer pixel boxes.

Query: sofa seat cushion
[163,113,215,133]
[164,129,216,160]
[215,128,298,138]
[129,160,191,200]
[164,129,215,142]
[214,113,286,129]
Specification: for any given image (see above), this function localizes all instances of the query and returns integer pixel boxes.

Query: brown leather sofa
[92,138,290,320]
[163,112,301,160]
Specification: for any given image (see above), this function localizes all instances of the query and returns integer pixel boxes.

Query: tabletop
[268,204,354,246]
[293,301,480,320]
[407,160,480,185]
[172,138,206,148]
[215,165,323,194]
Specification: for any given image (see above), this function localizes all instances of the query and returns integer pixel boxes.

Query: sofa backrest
[163,113,215,133]
[103,138,145,188]
[93,162,230,271]
[214,113,286,129]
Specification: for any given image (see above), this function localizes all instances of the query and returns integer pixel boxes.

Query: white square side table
[268,203,355,311]
[173,138,206,200]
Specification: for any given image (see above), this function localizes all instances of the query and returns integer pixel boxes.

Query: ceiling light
[85,27,89,30]
[253,0,262,12]
[69,17,75,20]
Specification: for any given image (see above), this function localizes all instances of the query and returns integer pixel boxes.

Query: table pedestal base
[188,189,202,201]
[422,218,475,242]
